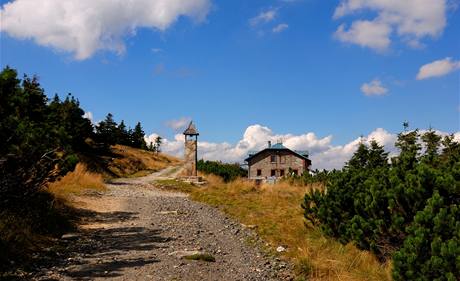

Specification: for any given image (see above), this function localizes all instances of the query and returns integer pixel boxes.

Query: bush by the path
[302,129,460,279]
[197,159,247,182]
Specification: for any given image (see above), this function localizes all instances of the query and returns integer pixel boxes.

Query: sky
[1,0,459,169]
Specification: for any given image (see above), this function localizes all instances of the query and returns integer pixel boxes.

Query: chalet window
[257,169,262,176]
[271,169,276,177]
[280,156,286,164]
[270,155,277,163]
[280,169,285,177]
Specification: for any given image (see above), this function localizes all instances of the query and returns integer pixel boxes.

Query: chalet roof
[245,143,310,162]
[183,121,199,135]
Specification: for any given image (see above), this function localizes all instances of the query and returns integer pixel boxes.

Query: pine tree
[302,127,460,276]
[95,113,118,145]
[154,136,163,153]
[131,122,146,149]
[117,120,130,145]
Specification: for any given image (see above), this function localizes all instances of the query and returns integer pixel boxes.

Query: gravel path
[31,167,291,281]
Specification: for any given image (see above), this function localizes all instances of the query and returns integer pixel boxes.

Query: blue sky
[1,0,459,168]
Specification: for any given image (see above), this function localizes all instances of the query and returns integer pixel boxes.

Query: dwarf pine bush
[302,129,460,279]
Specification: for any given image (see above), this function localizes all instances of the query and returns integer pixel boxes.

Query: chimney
[268,141,272,148]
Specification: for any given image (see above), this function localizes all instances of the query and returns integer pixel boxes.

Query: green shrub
[197,159,247,182]
[393,192,460,281]
[302,129,460,279]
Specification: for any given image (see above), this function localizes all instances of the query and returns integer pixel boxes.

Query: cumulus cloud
[335,20,391,51]
[360,79,388,96]
[165,117,192,131]
[148,125,458,170]
[82,111,94,123]
[0,0,211,60]
[249,8,277,27]
[416,57,460,80]
[333,0,447,51]
[272,23,289,33]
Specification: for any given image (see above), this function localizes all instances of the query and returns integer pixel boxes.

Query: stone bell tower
[183,121,199,177]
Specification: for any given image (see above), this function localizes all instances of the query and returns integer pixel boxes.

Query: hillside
[79,144,181,179]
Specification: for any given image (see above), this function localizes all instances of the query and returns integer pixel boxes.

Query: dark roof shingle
[183,121,199,135]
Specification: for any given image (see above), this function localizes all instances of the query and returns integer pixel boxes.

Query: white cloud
[360,79,388,96]
[146,125,459,170]
[335,20,391,51]
[333,0,447,51]
[0,0,211,60]
[82,111,93,123]
[272,23,289,33]
[416,57,460,80]
[165,117,192,131]
[249,8,277,27]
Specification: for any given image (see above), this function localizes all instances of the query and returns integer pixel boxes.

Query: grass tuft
[47,163,106,198]
[154,179,196,193]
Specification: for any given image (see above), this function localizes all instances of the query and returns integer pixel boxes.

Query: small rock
[168,250,202,258]
[157,211,178,215]
[276,246,286,253]
[241,224,257,229]
[61,233,79,240]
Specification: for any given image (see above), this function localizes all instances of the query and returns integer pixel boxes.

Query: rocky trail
[30,167,291,281]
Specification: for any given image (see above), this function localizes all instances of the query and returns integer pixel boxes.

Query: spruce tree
[155,136,163,153]
[117,120,130,145]
[131,122,146,149]
[95,113,118,145]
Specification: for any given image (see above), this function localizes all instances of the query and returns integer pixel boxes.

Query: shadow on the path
[37,209,172,280]
[105,181,133,186]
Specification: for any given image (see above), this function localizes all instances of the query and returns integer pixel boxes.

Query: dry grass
[47,163,106,198]
[162,175,392,281]
[107,145,180,178]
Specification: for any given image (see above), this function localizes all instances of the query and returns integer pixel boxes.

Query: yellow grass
[159,176,392,281]
[47,163,106,198]
[108,145,181,177]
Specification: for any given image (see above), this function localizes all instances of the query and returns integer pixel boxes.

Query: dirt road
[32,167,289,281]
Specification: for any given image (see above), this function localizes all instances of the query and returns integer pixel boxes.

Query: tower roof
[183,121,199,135]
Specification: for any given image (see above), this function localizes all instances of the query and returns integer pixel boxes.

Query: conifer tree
[302,127,460,277]
[131,122,146,149]
[95,113,118,145]
[117,120,131,145]
[154,136,163,153]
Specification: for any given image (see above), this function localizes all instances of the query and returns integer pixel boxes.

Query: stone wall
[248,150,307,178]
[184,138,197,177]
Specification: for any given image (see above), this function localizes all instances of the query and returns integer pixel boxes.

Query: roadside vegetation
[197,159,247,182]
[303,129,460,280]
